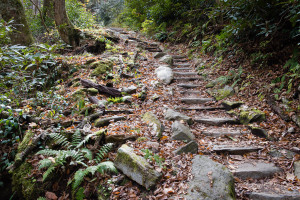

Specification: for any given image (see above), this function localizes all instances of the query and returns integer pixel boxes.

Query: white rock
[155,66,174,85]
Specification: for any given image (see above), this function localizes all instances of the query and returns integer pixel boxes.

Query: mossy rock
[18,130,34,153]
[239,109,266,124]
[87,88,98,95]
[214,85,235,101]
[142,112,164,138]
[79,104,98,115]
[222,101,244,110]
[12,162,44,200]
[71,88,87,100]
[91,60,113,76]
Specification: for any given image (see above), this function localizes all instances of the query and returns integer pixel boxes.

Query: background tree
[0,0,34,45]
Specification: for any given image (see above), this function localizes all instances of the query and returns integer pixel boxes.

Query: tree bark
[52,0,81,47]
[42,0,54,20]
[0,0,34,45]
[81,79,122,97]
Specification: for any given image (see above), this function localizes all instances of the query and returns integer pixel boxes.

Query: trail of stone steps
[106,28,299,199]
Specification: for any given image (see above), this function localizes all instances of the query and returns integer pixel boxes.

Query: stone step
[194,117,238,126]
[246,192,300,200]
[179,91,202,95]
[180,97,215,104]
[212,145,263,155]
[146,47,162,52]
[173,63,191,67]
[177,84,202,88]
[174,77,203,81]
[176,106,224,111]
[173,72,198,76]
[174,59,188,63]
[233,162,281,179]
[172,55,186,59]
[173,67,193,71]
[202,128,245,137]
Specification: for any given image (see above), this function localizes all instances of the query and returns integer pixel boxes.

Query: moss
[91,60,113,76]
[18,130,34,153]
[227,179,236,200]
[87,88,98,95]
[142,112,164,138]
[215,87,234,101]
[12,161,43,200]
[239,109,266,124]
[71,88,87,100]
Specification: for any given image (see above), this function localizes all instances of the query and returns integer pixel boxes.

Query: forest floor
[4,27,300,200]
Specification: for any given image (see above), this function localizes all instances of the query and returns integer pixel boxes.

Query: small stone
[221,101,244,110]
[121,85,137,94]
[287,127,295,133]
[171,121,195,141]
[164,108,193,125]
[146,141,159,153]
[294,161,300,179]
[142,112,164,138]
[114,144,162,189]
[159,55,173,65]
[174,140,198,155]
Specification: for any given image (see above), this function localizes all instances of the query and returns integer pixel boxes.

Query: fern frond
[76,133,96,149]
[72,129,82,148]
[37,197,47,200]
[81,148,93,160]
[50,132,71,148]
[72,169,88,190]
[43,165,55,181]
[96,161,118,174]
[95,143,113,164]
[76,187,85,200]
[38,158,53,169]
[36,149,60,156]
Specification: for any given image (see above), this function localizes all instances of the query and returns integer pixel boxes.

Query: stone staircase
[105,27,300,200]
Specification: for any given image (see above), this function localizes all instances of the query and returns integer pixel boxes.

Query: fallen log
[266,95,290,122]
[81,79,122,97]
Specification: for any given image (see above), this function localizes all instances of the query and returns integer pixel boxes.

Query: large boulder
[171,121,195,141]
[155,65,174,84]
[239,109,266,124]
[174,140,198,155]
[142,112,164,138]
[114,144,162,189]
[185,155,235,200]
[164,108,193,125]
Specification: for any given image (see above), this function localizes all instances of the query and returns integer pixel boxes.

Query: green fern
[43,165,56,181]
[49,132,71,149]
[76,133,97,149]
[38,159,52,169]
[37,197,47,200]
[72,161,117,190]
[75,187,85,200]
[72,129,82,148]
[81,148,93,160]
[36,149,61,156]
[95,143,113,164]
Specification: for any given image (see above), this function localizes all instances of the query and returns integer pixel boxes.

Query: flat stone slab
[294,161,300,179]
[202,129,244,137]
[179,90,202,95]
[177,84,201,88]
[185,155,235,200]
[181,97,215,104]
[174,72,198,76]
[174,77,203,81]
[233,162,281,179]
[177,106,224,111]
[173,63,191,67]
[172,55,186,59]
[194,117,238,126]
[114,145,162,189]
[247,192,300,200]
[212,145,263,155]
[173,67,192,71]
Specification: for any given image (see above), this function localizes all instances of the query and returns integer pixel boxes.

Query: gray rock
[202,129,244,137]
[212,145,262,155]
[173,77,203,81]
[114,145,162,189]
[221,101,244,110]
[287,127,295,133]
[173,63,191,67]
[177,84,201,88]
[247,192,300,200]
[121,85,137,94]
[142,112,164,138]
[269,149,295,159]
[164,108,193,125]
[194,117,238,126]
[234,162,281,179]
[95,116,126,127]
[173,72,198,76]
[171,121,195,141]
[181,97,214,104]
[155,66,174,84]
[212,85,235,101]
[153,52,166,59]
[159,55,173,65]
[239,109,266,124]
[174,140,198,155]
[294,161,300,179]
[185,155,235,200]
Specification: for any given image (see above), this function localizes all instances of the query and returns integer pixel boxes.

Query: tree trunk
[42,0,54,20]
[52,0,81,47]
[0,0,34,45]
